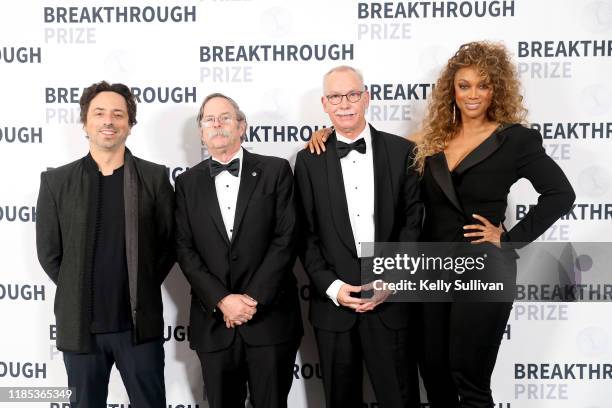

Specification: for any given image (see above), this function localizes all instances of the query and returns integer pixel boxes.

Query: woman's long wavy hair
[414,41,528,173]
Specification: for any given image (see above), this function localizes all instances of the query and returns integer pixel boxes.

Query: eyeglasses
[325,91,364,105]
[200,114,235,128]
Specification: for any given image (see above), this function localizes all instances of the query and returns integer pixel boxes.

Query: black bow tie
[336,138,366,158]
[210,158,240,178]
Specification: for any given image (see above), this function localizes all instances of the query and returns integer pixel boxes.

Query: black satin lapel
[201,160,230,245]
[326,133,358,256]
[370,126,394,242]
[232,150,261,242]
[429,152,463,214]
[453,124,515,175]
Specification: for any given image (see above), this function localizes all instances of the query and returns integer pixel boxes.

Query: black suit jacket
[175,149,302,353]
[36,149,175,352]
[421,124,575,247]
[294,125,423,332]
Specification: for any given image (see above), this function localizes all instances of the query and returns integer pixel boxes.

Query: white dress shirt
[326,124,375,306]
[213,147,243,240]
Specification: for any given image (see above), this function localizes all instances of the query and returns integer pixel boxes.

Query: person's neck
[211,145,241,164]
[90,145,125,176]
[459,116,495,136]
[337,121,367,140]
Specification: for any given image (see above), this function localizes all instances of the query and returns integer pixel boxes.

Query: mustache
[334,109,356,115]
[207,129,232,138]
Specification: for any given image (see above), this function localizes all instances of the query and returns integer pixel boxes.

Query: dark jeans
[63,330,165,408]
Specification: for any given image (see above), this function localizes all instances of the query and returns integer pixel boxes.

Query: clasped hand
[337,282,392,313]
[217,294,258,329]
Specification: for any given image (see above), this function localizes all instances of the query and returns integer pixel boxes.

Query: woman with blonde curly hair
[306,41,575,407]
[413,40,526,174]
[414,41,575,408]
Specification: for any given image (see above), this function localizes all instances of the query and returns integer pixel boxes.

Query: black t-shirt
[90,165,132,333]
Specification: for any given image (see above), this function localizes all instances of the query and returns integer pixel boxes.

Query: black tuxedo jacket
[294,125,423,332]
[175,149,302,353]
[421,124,575,247]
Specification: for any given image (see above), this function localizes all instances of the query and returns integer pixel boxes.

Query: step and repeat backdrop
[1,0,612,407]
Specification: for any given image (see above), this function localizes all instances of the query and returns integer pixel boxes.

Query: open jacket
[36,148,175,352]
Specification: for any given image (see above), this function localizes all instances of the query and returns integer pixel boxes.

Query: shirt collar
[335,122,371,147]
[211,146,244,177]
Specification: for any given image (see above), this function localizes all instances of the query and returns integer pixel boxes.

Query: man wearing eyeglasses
[294,66,423,407]
[174,93,303,408]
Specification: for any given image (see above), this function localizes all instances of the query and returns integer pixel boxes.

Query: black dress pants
[62,330,165,408]
[420,302,513,408]
[315,312,421,408]
[196,333,300,408]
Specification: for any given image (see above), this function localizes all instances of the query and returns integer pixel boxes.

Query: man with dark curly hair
[36,81,174,408]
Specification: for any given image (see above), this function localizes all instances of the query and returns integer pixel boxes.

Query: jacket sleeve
[155,168,176,284]
[36,172,62,284]
[174,175,230,311]
[398,148,424,243]
[245,160,297,305]
[294,153,339,296]
[502,128,576,248]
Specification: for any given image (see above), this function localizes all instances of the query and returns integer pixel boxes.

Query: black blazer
[421,124,575,247]
[175,149,302,353]
[294,125,423,332]
[36,149,175,352]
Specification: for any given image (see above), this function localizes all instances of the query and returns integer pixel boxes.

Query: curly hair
[414,41,527,173]
[79,81,137,127]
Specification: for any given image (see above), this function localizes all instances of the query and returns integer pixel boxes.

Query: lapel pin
[252,171,257,177]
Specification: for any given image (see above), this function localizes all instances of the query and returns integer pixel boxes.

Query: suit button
[232,255,238,261]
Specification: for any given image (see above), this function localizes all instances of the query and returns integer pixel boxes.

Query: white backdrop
[1,1,612,407]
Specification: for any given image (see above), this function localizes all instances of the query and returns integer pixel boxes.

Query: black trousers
[196,333,300,408]
[315,313,420,408]
[62,330,165,408]
[420,302,513,408]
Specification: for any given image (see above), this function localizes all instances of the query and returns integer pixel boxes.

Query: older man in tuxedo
[294,66,424,407]
[175,93,302,408]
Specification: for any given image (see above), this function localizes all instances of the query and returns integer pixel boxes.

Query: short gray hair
[322,65,365,94]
